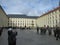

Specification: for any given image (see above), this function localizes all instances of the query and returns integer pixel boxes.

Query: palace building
[37,6,60,27]
[0,5,60,28]
[8,14,38,28]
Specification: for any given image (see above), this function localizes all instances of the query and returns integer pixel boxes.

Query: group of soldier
[37,25,60,40]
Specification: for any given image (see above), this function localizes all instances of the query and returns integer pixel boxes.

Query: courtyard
[0,29,60,45]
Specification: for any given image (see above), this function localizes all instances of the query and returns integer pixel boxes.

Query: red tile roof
[39,6,60,17]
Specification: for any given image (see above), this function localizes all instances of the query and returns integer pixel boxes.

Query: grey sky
[0,0,59,16]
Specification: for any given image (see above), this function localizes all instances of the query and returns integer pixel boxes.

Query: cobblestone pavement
[0,29,60,45]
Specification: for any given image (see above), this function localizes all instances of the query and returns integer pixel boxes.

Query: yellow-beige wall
[0,6,8,27]
[9,7,60,28]
[0,5,60,28]
[37,8,60,27]
[9,18,37,28]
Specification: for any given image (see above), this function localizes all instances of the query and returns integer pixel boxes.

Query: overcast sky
[0,0,59,16]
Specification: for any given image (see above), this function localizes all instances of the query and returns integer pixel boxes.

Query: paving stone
[0,29,60,45]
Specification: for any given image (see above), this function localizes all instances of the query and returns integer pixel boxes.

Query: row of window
[9,22,35,26]
[37,10,60,27]
[9,20,35,23]
[9,24,35,26]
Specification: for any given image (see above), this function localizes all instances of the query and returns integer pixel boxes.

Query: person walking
[43,25,47,34]
[47,26,51,35]
[40,27,44,35]
[53,27,56,37]
[37,27,39,34]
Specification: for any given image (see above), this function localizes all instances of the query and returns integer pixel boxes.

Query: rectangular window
[56,20,57,24]
[50,16,51,19]
[18,23,19,25]
[52,16,54,19]
[53,25,54,27]
[59,14,60,17]
[55,15,57,18]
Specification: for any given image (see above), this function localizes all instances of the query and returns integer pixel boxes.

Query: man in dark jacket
[37,27,39,34]
[8,28,17,45]
[12,30,17,45]
[53,27,56,37]
[47,26,51,35]
[8,28,13,45]
[40,27,44,35]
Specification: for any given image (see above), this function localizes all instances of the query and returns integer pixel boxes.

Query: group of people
[37,25,60,40]
[53,27,60,40]
[37,25,52,35]
[8,28,17,45]
[0,25,60,45]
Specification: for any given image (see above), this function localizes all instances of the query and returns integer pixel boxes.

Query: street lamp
[31,20,34,28]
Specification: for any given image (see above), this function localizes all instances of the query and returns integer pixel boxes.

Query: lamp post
[31,20,34,28]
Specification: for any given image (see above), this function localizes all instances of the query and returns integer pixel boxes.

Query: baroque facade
[37,6,60,27]
[0,5,60,28]
[8,15,38,28]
